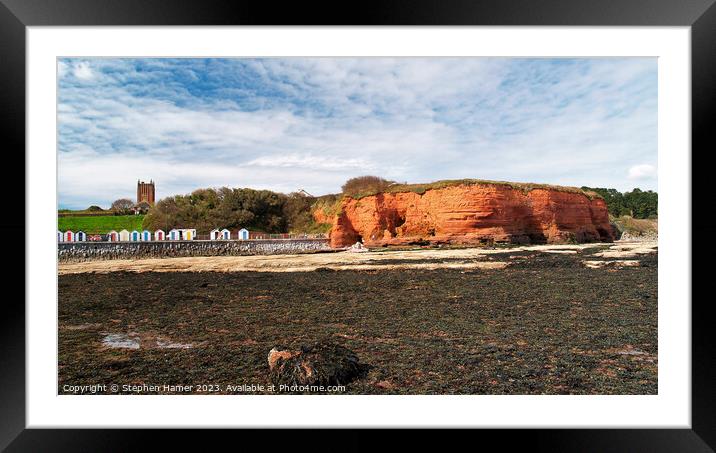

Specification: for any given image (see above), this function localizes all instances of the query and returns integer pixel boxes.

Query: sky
[58,57,657,209]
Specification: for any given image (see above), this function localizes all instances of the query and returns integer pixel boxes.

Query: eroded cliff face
[315,184,614,248]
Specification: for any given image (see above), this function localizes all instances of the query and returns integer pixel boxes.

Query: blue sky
[58,57,657,209]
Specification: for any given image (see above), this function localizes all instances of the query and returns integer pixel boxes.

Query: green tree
[142,187,290,234]
[623,188,658,218]
[582,186,657,218]
[283,191,320,233]
[111,198,134,215]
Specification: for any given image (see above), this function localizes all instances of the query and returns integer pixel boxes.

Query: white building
[119,230,130,241]
[238,228,249,240]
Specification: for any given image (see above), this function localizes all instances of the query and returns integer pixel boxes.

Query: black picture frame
[1,0,712,450]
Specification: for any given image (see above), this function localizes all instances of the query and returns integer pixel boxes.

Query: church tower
[137,180,156,205]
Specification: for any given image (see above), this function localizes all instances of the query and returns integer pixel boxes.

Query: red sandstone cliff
[314,182,614,248]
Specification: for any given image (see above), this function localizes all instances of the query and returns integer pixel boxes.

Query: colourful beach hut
[154,229,165,241]
[119,229,130,242]
[168,228,196,240]
[238,228,249,240]
[57,231,63,242]
[108,230,118,242]
[130,230,140,242]
[75,231,86,242]
[210,229,220,240]
[221,229,231,240]
[63,230,74,242]
[141,230,151,241]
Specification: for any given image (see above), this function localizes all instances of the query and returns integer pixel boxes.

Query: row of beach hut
[58,228,250,242]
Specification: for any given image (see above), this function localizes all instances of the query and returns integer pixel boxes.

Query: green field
[58,215,144,234]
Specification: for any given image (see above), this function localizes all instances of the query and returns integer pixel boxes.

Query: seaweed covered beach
[58,243,657,395]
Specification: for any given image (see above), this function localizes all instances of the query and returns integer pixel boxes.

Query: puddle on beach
[101,333,193,349]
[102,333,140,349]
[156,338,193,349]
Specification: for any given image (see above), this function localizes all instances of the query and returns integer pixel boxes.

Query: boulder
[268,341,366,387]
[346,241,369,253]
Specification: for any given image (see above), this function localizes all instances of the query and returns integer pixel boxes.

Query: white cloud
[57,58,658,209]
[72,61,94,80]
[628,164,657,180]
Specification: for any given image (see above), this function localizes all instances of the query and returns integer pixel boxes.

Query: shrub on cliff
[283,192,333,233]
[341,176,395,197]
[312,194,341,216]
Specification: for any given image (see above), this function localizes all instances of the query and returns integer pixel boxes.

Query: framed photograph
[3,0,713,449]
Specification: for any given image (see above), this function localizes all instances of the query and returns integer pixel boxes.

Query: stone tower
[137,180,155,205]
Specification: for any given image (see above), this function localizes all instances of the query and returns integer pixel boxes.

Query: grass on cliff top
[312,194,343,217]
[346,179,602,200]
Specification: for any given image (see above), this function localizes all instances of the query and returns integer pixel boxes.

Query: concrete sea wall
[58,239,332,262]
